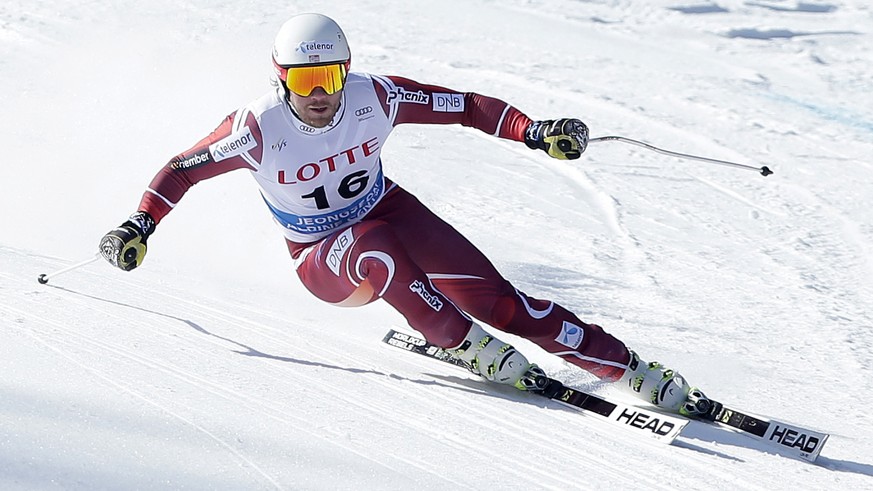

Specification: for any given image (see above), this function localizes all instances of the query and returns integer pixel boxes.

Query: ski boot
[449,323,547,391]
[618,350,715,418]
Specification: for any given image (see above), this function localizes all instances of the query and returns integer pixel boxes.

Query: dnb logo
[326,228,354,276]
[433,93,464,113]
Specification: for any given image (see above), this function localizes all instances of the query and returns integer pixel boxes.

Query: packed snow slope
[2,0,872,489]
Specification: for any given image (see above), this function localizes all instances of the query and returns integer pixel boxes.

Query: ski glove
[99,211,156,271]
[524,118,589,160]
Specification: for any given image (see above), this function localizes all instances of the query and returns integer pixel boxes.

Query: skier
[99,13,708,416]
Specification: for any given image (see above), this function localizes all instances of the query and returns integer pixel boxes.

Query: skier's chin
[302,106,336,128]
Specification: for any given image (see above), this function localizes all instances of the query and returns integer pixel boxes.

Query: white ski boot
[449,323,546,391]
[618,350,711,417]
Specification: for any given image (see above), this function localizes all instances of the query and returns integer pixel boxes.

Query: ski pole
[589,135,773,176]
[37,252,102,285]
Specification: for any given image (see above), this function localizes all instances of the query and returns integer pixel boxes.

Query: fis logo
[387,88,429,105]
[272,139,287,152]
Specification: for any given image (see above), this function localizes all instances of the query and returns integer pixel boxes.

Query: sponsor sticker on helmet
[296,41,335,54]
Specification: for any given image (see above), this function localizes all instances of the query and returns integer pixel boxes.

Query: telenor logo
[209,127,257,162]
[296,41,335,54]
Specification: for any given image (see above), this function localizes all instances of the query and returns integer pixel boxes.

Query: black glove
[524,118,589,160]
[99,211,156,271]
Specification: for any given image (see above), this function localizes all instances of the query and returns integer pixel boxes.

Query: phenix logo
[387,87,429,105]
[409,280,444,311]
[295,40,334,54]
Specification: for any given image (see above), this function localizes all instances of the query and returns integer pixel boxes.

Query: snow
[2,0,872,489]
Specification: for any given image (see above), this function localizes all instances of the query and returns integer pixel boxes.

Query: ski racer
[99,13,709,416]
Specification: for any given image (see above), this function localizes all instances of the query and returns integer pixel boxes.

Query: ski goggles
[277,62,348,96]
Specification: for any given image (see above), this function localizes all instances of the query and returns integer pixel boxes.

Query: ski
[698,401,829,462]
[383,329,830,461]
[383,329,688,444]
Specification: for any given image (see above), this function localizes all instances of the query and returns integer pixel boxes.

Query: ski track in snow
[5,248,864,490]
[3,0,873,489]
[0,252,688,489]
[3,245,870,488]
[1,257,463,489]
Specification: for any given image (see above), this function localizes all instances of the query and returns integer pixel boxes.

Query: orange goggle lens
[282,63,347,96]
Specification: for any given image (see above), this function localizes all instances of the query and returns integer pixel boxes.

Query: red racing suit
[137,73,632,380]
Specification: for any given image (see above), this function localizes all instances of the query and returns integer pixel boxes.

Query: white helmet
[272,13,350,68]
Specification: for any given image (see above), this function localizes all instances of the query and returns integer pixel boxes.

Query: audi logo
[355,106,374,117]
